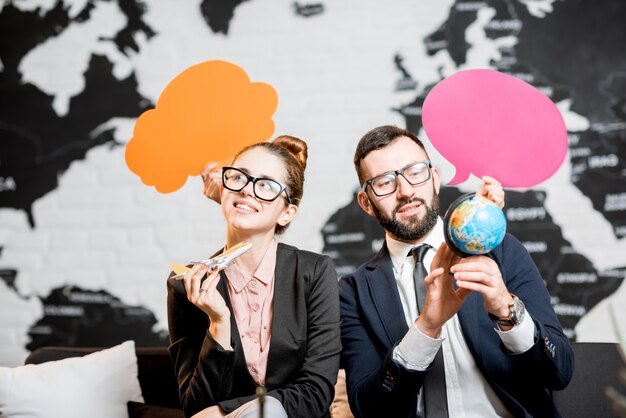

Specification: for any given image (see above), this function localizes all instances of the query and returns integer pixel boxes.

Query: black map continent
[0,1,165,351]
[199,0,250,35]
[512,0,626,238]
[0,1,155,227]
[419,0,626,238]
[20,283,168,350]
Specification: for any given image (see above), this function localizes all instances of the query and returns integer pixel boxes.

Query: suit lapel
[266,244,299,383]
[365,243,409,347]
[458,292,485,369]
[216,270,242,346]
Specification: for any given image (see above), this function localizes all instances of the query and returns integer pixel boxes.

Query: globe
[443,193,507,257]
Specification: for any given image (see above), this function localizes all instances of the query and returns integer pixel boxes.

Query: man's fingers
[425,267,445,285]
[430,244,449,274]
[481,175,501,186]
[479,176,505,208]
[454,287,472,301]
[452,271,493,287]
[431,243,446,268]
[451,256,496,272]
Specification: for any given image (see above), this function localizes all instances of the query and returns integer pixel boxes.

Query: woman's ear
[278,204,298,227]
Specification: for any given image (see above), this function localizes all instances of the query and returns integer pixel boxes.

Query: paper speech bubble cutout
[125,60,278,193]
[422,69,567,188]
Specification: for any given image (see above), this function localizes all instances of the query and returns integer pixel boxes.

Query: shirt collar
[253,238,278,285]
[385,217,446,272]
[224,238,277,292]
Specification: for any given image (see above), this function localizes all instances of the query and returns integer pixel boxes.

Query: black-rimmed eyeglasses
[222,167,292,203]
[362,160,432,197]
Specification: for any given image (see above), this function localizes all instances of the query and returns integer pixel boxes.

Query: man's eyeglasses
[222,167,292,203]
[362,160,432,197]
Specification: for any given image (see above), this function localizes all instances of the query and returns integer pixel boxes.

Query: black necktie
[411,244,448,418]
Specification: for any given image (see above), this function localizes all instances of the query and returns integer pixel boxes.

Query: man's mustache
[393,197,426,216]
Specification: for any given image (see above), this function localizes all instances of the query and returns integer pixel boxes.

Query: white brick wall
[0,0,625,367]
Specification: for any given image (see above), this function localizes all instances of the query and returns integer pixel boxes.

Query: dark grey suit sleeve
[494,234,574,390]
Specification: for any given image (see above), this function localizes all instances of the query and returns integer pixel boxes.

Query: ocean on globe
[443,193,507,257]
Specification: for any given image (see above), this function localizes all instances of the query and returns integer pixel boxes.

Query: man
[339,125,574,418]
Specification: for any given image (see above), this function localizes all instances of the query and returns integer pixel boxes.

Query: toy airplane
[169,241,252,279]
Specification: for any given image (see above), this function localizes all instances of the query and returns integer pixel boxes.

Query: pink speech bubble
[422,69,567,187]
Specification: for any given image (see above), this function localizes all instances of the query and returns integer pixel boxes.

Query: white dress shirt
[390,219,535,418]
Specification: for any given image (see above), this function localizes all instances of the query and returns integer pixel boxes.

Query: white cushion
[0,340,144,418]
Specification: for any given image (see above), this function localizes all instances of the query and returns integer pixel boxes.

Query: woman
[167,136,342,418]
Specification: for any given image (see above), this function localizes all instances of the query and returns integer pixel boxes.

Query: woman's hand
[477,175,505,208]
[182,264,230,321]
[180,263,232,348]
[191,405,227,418]
[201,162,222,204]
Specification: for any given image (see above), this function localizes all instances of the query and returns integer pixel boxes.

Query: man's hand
[450,255,513,320]
[201,162,222,203]
[477,175,505,208]
[416,244,470,338]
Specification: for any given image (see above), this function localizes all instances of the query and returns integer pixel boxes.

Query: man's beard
[370,189,440,242]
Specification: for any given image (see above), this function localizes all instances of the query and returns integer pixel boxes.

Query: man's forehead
[361,137,427,176]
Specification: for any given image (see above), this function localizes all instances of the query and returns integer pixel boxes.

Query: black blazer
[339,234,574,418]
[168,243,342,418]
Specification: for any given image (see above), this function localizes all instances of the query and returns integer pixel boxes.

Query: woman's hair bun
[273,135,308,170]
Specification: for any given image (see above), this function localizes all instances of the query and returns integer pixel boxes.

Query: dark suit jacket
[339,234,574,418]
[168,243,342,418]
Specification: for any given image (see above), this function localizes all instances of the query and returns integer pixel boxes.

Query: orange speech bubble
[125,60,278,193]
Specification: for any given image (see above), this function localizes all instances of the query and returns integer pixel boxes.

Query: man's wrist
[395,323,443,370]
[415,317,442,339]
[488,294,525,328]
[489,293,514,318]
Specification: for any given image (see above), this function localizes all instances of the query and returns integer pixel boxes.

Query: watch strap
[488,313,515,327]
[488,294,524,327]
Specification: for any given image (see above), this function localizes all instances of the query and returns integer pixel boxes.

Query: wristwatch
[488,294,525,328]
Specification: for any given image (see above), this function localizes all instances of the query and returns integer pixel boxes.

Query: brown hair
[353,125,427,185]
[232,135,308,234]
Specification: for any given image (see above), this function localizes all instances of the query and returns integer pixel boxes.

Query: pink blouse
[223,239,277,385]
